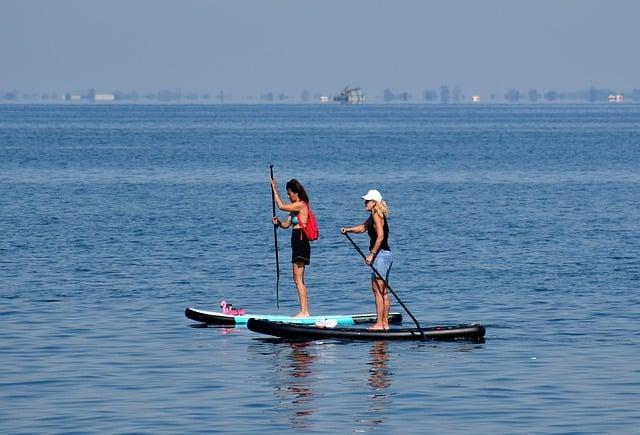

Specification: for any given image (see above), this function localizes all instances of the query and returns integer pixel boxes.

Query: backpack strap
[298,203,309,240]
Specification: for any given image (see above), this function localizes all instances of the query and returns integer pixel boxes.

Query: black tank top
[368,215,390,251]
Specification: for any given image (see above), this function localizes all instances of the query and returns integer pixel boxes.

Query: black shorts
[291,229,311,265]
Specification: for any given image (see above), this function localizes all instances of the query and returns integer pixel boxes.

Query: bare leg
[292,261,310,317]
[369,278,386,330]
[381,282,390,330]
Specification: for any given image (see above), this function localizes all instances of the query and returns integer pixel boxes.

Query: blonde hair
[374,199,389,218]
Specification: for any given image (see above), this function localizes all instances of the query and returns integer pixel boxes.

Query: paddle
[342,232,427,341]
[270,165,280,309]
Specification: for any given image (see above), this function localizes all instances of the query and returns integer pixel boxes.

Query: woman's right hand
[340,227,349,234]
[272,217,279,227]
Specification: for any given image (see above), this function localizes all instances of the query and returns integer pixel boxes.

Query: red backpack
[299,204,319,241]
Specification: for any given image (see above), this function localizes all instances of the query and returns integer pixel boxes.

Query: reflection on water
[220,327,240,335]
[368,341,391,391]
[255,340,318,430]
[255,340,396,431]
[251,337,488,432]
[356,341,393,431]
[284,342,316,429]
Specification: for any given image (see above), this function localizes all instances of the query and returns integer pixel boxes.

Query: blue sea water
[1,104,639,434]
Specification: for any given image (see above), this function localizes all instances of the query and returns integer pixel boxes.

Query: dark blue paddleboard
[247,318,486,341]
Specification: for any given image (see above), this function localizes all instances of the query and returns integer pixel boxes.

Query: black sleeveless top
[368,215,390,251]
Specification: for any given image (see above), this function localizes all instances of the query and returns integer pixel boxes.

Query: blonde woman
[341,189,392,330]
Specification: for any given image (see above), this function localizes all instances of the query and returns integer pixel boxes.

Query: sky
[1,0,638,96]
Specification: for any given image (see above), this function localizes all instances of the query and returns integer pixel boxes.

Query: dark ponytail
[286,179,309,203]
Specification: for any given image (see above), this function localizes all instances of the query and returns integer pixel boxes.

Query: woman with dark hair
[271,178,311,317]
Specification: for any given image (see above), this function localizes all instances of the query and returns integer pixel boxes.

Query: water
[1,104,639,433]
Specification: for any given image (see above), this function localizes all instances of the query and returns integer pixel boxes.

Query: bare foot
[368,323,385,331]
[294,312,310,318]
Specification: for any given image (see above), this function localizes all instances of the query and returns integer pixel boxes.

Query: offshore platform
[333,86,366,104]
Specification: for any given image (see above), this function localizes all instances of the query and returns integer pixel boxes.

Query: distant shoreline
[1,101,638,106]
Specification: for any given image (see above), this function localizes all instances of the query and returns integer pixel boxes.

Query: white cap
[361,189,383,202]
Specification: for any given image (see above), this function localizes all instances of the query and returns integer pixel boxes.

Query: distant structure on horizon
[94,94,115,102]
[64,91,115,102]
[608,94,624,102]
[333,86,366,104]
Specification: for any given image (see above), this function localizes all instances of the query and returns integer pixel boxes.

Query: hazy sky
[1,0,638,95]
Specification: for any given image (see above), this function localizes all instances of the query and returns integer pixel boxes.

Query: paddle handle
[270,165,277,216]
[343,232,426,341]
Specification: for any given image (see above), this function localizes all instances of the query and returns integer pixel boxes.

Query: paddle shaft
[270,165,280,309]
[343,232,427,341]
